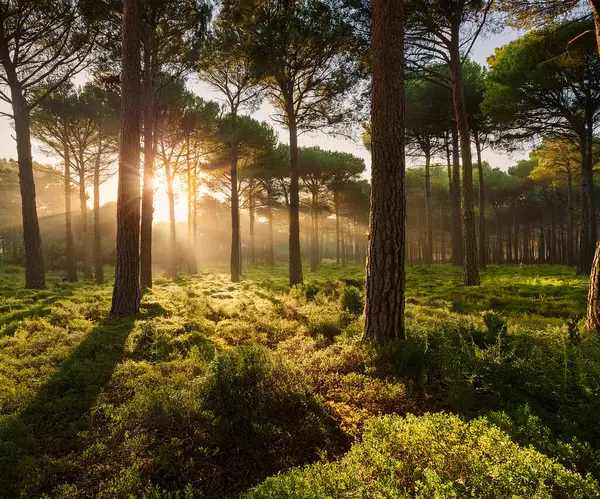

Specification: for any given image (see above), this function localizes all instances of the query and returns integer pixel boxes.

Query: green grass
[0,262,598,497]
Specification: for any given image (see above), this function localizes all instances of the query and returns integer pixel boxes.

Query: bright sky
[0,27,528,223]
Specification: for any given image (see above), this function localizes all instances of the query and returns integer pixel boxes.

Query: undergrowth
[0,262,597,497]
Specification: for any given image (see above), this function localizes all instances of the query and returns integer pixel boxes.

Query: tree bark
[187,157,197,274]
[249,185,256,266]
[450,28,479,286]
[440,204,446,264]
[8,86,46,288]
[587,237,600,333]
[364,0,405,344]
[310,189,318,272]
[111,0,142,316]
[286,105,303,286]
[93,138,104,284]
[64,138,77,282]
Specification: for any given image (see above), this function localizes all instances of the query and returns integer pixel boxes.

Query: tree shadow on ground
[0,315,134,496]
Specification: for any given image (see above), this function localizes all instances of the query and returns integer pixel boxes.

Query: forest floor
[0,262,599,497]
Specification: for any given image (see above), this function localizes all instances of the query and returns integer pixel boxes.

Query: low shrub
[339,285,363,315]
[246,413,599,498]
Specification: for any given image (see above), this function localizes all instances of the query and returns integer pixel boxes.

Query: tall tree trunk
[94,139,104,284]
[364,0,405,344]
[424,148,433,264]
[450,124,463,266]
[474,132,486,270]
[140,43,156,289]
[286,104,303,286]
[79,159,93,278]
[111,0,142,316]
[8,87,46,288]
[589,0,600,55]
[165,164,177,278]
[230,114,241,282]
[64,138,77,282]
[450,28,479,286]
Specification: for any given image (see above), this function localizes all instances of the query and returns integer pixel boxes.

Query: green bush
[246,413,599,498]
[339,285,364,315]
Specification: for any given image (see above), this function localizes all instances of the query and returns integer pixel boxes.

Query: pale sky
[0,27,528,222]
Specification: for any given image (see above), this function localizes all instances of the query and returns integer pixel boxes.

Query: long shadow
[0,291,75,334]
[0,315,134,496]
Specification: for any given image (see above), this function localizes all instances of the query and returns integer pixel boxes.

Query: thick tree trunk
[450,30,479,286]
[589,0,600,55]
[475,133,486,269]
[64,139,77,282]
[286,107,303,286]
[140,45,156,289]
[424,148,433,264]
[450,124,463,266]
[94,140,104,284]
[111,0,142,316]
[364,0,405,344]
[587,237,600,332]
[79,161,93,278]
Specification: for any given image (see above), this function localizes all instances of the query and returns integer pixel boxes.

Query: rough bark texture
[94,140,104,284]
[587,237,600,333]
[590,0,600,55]
[450,125,463,266]
[230,116,241,283]
[364,0,405,345]
[140,44,156,289]
[10,89,46,288]
[111,0,141,316]
[475,134,486,270]
[64,139,77,282]
[450,29,479,286]
[287,110,303,286]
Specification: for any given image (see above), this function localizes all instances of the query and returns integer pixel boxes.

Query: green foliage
[2,262,600,497]
[339,285,364,315]
[247,413,599,498]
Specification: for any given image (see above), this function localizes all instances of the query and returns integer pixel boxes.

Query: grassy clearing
[0,262,598,497]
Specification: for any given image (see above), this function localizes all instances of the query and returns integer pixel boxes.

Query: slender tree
[0,0,94,288]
